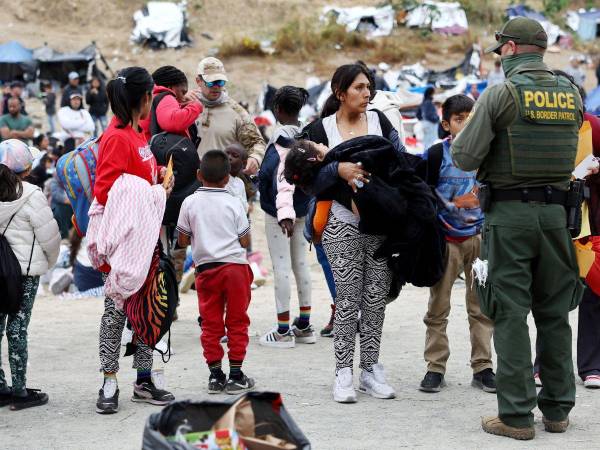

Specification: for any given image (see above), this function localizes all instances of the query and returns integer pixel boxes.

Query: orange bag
[312,201,332,244]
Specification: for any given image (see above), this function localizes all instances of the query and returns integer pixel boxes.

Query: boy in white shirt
[177,150,255,394]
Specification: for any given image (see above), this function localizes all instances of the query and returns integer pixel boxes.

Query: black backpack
[149,92,201,226]
[0,215,35,314]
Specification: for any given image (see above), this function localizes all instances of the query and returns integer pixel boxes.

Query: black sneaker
[419,371,446,393]
[0,388,11,407]
[208,375,227,394]
[132,381,175,405]
[472,368,496,393]
[96,379,119,414]
[225,373,255,395]
[10,388,49,411]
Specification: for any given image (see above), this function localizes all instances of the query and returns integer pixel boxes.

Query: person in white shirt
[56,93,94,147]
[487,60,505,87]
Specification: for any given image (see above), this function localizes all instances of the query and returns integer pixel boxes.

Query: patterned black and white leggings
[99,296,153,373]
[322,214,393,372]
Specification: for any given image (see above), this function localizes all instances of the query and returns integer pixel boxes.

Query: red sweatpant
[195,263,253,364]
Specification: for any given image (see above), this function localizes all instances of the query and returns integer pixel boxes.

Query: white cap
[68,71,79,80]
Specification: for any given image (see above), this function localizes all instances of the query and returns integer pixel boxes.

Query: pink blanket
[87,174,165,308]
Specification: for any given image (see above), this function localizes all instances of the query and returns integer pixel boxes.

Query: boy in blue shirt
[419,95,495,393]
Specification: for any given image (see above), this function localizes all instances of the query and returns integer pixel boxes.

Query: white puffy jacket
[0,181,61,276]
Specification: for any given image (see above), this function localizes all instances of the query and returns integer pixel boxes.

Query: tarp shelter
[33,44,98,84]
[0,41,36,82]
[321,5,395,38]
[586,86,600,117]
[506,5,565,45]
[131,1,191,49]
[567,9,600,42]
[405,1,468,35]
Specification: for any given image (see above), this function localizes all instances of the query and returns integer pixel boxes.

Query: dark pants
[51,201,72,239]
[478,202,583,428]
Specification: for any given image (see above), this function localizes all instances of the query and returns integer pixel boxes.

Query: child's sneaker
[333,367,357,403]
[10,388,49,411]
[208,375,227,394]
[584,375,600,389]
[225,373,255,395]
[131,381,174,405]
[291,319,317,344]
[259,328,295,348]
[358,364,396,399]
[96,378,119,414]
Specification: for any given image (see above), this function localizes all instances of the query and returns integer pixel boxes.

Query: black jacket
[314,135,446,288]
[86,87,109,116]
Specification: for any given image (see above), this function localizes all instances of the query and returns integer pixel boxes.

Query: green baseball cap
[485,17,548,55]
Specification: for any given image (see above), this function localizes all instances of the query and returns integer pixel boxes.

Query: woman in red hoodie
[94,67,175,415]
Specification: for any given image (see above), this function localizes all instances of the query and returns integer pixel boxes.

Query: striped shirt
[177,186,249,266]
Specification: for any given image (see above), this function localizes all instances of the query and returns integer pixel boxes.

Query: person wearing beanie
[139,65,203,142]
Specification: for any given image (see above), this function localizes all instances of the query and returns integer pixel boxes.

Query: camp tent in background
[131,1,191,49]
[404,1,468,35]
[33,43,101,84]
[0,41,36,82]
[321,5,396,38]
[567,9,600,42]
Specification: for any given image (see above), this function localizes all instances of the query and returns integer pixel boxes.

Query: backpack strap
[372,109,394,139]
[426,142,445,187]
[25,236,35,277]
[149,92,173,136]
[2,214,16,236]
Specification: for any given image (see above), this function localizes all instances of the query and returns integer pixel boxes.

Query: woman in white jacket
[57,93,95,146]
[0,139,60,411]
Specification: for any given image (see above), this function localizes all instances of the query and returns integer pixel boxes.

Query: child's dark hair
[321,63,375,118]
[273,86,309,116]
[200,150,231,183]
[106,67,154,129]
[442,94,474,123]
[0,165,22,202]
[33,134,47,148]
[423,86,435,100]
[283,140,324,188]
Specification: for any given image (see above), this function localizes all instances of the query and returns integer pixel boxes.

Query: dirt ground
[1,210,600,449]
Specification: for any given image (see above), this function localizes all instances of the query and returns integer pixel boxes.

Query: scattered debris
[321,5,396,38]
[131,1,192,49]
[404,1,468,35]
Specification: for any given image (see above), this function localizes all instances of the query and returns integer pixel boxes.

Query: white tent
[321,5,396,38]
[405,1,468,35]
[131,1,190,49]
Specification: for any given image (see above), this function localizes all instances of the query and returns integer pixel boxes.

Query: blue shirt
[423,138,483,238]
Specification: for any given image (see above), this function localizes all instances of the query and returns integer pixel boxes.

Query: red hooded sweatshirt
[139,85,202,142]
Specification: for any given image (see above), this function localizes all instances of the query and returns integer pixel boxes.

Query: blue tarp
[0,41,36,82]
[586,86,600,117]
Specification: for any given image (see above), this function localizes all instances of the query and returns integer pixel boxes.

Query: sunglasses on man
[494,31,519,42]
[204,79,226,88]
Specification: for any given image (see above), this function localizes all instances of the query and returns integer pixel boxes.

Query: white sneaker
[333,367,357,403]
[121,326,134,346]
[358,363,396,399]
[259,328,295,348]
[151,369,166,390]
[584,375,600,389]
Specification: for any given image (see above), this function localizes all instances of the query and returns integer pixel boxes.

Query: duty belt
[492,186,567,205]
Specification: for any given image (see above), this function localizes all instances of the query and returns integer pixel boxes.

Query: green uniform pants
[478,202,583,428]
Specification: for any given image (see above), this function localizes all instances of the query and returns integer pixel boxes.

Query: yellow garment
[575,121,593,240]
[575,239,595,278]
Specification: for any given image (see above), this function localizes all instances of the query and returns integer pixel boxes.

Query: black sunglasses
[495,31,520,42]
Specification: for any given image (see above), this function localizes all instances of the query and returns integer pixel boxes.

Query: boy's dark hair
[273,86,309,116]
[442,94,475,123]
[283,140,324,189]
[200,150,231,183]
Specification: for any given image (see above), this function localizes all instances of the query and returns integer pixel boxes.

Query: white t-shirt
[322,110,383,225]
[176,187,250,266]
[225,175,248,213]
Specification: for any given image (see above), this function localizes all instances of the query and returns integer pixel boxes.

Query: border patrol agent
[452,17,584,440]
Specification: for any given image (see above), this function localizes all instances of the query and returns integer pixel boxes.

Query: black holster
[566,180,585,238]
[478,183,492,212]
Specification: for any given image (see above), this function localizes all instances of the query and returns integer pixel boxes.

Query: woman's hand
[338,162,370,193]
[279,219,294,237]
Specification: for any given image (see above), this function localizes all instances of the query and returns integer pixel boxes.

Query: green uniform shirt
[0,113,33,143]
[451,53,583,190]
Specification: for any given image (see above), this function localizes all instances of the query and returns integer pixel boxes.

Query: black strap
[2,213,16,236]
[25,236,35,277]
[425,142,444,187]
[149,92,172,136]
[492,187,567,205]
[372,109,393,139]
[195,262,227,274]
